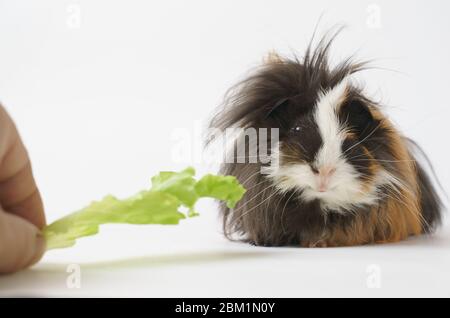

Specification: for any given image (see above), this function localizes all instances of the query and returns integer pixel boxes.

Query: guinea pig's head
[267,77,388,212]
[211,36,406,213]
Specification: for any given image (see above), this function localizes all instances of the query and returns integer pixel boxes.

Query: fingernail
[28,232,46,267]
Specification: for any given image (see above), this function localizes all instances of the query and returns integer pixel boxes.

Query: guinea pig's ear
[341,99,375,137]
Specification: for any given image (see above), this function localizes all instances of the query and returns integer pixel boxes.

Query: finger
[0,159,46,229]
[0,210,46,273]
[0,113,45,229]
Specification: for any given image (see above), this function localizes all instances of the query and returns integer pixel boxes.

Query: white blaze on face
[314,78,349,168]
[268,77,381,212]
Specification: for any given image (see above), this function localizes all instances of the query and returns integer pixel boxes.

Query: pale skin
[0,105,46,273]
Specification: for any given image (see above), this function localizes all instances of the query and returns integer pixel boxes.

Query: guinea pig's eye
[291,126,302,133]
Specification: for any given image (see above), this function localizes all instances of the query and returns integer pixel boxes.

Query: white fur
[267,79,389,212]
[314,78,348,168]
[268,142,379,212]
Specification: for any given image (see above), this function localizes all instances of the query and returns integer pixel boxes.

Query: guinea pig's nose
[315,166,336,192]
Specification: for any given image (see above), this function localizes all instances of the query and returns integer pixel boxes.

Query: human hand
[0,105,46,273]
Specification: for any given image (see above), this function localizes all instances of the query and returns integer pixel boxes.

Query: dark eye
[291,126,302,133]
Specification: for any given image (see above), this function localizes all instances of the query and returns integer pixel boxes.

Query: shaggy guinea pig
[208,33,443,247]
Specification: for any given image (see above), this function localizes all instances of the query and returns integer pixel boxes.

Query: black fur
[407,139,443,233]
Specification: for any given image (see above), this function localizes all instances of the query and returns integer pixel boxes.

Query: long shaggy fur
[208,30,443,247]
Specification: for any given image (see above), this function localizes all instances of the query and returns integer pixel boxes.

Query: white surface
[1,211,450,297]
[0,0,449,297]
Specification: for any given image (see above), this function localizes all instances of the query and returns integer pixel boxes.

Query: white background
[0,0,449,297]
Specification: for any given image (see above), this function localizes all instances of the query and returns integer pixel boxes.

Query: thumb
[0,209,46,273]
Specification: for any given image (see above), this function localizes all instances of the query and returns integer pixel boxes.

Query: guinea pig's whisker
[352,165,375,170]
[383,172,416,198]
[345,144,385,160]
[272,192,286,231]
[263,183,278,231]
[279,154,299,159]
[345,143,385,161]
[353,159,417,163]
[241,170,264,186]
[281,191,297,234]
[231,186,279,226]
[291,142,309,157]
[234,155,265,159]
[381,189,426,227]
[279,156,302,163]
[375,171,417,211]
[243,178,272,192]
[232,183,276,214]
[356,175,376,183]
[346,153,371,161]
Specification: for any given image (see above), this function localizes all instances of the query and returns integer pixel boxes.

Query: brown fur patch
[315,109,423,247]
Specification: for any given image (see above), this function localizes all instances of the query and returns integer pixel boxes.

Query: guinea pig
[208,32,443,247]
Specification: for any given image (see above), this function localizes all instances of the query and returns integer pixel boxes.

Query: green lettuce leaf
[195,174,246,209]
[43,167,246,250]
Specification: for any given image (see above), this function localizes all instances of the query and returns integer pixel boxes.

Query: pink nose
[315,166,336,192]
